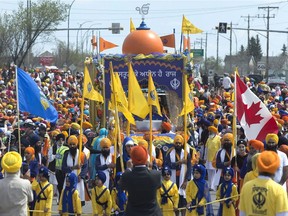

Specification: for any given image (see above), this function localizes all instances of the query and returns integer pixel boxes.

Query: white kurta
[64,150,85,202]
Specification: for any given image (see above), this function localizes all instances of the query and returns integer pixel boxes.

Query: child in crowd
[58,173,82,216]
[111,172,127,215]
[32,166,53,216]
[157,166,179,216]
[91,171,112,216]
[216,167,238,216]
[186,164,207,216]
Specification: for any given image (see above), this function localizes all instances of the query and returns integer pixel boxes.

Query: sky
[1,0,288,60]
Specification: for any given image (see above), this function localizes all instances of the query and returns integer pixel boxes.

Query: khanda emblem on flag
[40,92,49,110]
[188,91,193,102]
[149,90,156,101]
[87,82,92,93]
[170,78,180,90]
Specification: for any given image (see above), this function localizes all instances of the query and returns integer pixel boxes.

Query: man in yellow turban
[165,134,192,216]
[95,137,115,189]
[265,133,288,187]
[62,135,87,205]
[205,126,221,190]
[0,152,34,215]
[212,132,234,191]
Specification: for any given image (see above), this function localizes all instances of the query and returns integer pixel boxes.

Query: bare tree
[0,0,68,66]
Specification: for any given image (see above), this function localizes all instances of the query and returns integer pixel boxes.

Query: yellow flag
[128,62,149,119]
[110,62,135,125]
[148,72,162,116]
[179,74,194,116]
[130,18,135,32]
[83,66,103,103]
[182,15,203,34]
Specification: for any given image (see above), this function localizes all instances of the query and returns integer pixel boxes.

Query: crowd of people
[0,66,288,216]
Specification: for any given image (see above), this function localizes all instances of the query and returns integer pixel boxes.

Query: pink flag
[236,73,278,141]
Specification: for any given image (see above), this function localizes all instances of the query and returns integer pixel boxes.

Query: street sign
[218,22,227,33]
[257,62,266,71]
[191,49,204,57]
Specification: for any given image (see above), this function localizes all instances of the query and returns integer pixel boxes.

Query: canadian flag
[236,73,278,141]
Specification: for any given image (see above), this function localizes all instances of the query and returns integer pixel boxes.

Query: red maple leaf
[243,101,264,127]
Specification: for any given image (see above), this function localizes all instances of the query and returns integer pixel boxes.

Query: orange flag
[183,35,190,50]
[91,35,96,50]
[160,34,175,48]
[99,37,118,52]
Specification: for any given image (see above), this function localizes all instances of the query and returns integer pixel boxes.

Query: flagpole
[233,67,238,184]
[15,66,22,155]
[78,66,86,170]
[148,71,153,165]
[110,62,124,172]
[183,74,188,160]
[126,62,131,137]
[149,104,153,165]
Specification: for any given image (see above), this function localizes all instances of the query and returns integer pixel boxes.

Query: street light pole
[66,0,76,66]
[76,21,93,53]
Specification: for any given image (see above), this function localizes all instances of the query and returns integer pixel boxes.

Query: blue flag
[17,67,58,123]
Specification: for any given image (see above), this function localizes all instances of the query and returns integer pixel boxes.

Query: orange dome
[122,21,163,55]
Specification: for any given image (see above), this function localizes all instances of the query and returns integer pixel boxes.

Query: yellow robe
[186,180,206,216]
[91,185,112,216]
[242,170,258,185]
[157,179,179,216]
[216,183,238,216]
[58,189,82,215]
[32,180,53,216]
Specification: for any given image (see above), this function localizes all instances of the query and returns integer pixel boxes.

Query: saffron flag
[110,62,135,125]
[99,37,118,52]
[236,72,278,141]
[91,35,96,50]
[17,67,58,123]
[128,62,149,119]
[160,34,175,48]
[181,15,203,34]
[183,35,190,50]
[179,75,194,116]
[148,72,162,116]
[83,66,103,103]
[130,18,135,32]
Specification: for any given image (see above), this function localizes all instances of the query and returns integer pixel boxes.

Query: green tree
[247,35,262,62]
[281,44,287,56]
[0,0,68,66]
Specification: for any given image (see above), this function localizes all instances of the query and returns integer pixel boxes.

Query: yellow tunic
[206,135,221,162]
[32,180,53,216]
[186,180,206,216]
[216,183,238,216]
[91,185,112,216]
[58,189,82,215]
[157,179,179,216]
[242,170,258,185]
[239,177,288,215]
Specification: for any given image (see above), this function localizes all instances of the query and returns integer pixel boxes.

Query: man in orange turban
[240,139,264,180]
[239,151,288,216]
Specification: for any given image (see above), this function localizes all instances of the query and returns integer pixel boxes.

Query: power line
[258,6,279,82]
[241,14,258,50]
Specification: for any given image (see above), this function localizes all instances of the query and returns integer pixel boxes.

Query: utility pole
[241,14,257,50]
[229,22,232,72]
[258,6,278,82]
